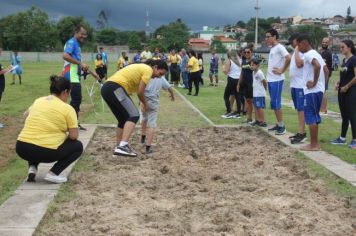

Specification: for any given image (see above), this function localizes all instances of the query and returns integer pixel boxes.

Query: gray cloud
[0,0,354,31]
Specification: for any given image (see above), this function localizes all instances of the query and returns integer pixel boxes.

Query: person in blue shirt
[332,52,339,71]
[10,51,23,85]
[209,50,220,86]
[62,25,89,131]
[133,49,141,63]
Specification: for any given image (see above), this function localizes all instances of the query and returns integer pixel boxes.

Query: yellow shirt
[95,59,104,68]
[169,54,181,64]
[117,57,125,69]
[18,95,78,149]
[107,63,153,94]
[188,56,200,72]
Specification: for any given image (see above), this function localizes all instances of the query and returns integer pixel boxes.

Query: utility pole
[145,8,150,37]
[254,0,260,48]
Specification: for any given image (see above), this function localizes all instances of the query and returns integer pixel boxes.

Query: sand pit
[36,127,356,236]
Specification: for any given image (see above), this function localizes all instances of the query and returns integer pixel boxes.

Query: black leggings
[338,86,356,139]
[188,71,200,94]
[70,83,82,116]
[16,139,83,175]
[101,81,140,128]
[224,77,241,113]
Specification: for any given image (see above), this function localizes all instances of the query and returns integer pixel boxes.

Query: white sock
[278,122,284,127]
[119,141,128,147]
[340,137,346,141]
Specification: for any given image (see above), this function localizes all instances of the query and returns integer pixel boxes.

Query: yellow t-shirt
[95,59,104,68]
[18,95,78,149]
[107,63,153,94]
[117,57,125,69]
[169,54,181,64]
[188,57,200,72]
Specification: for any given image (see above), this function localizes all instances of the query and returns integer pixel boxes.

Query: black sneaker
[249,120,260,126]
[289,133,298,140]
[291,133,307,144]
[221,112,233,119]
[275,125,286,135]
[114,144,137,157]
[268,124,279,132]
[27,165,37,182]
[258,121,267,127]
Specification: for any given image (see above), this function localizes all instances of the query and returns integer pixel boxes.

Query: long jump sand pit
[36,127,356,235]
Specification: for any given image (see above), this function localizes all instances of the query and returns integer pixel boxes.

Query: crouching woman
[16,75,83,183]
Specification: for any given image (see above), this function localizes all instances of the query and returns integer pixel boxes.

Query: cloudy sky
[0,0,354,31]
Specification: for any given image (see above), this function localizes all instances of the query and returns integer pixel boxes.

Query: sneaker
[221,112,233,119]
[258,121,267,127]
[330,137,347,145]
[249,120,260,126]
[291,133,307,144]
[114,144,137,157]
[145,149,153,154]
[27,165,37,182]
[275,125,286,135]
[0,123,4,128]
[348,140,356,149]
[44,173,67,184]
[187,92,192,95]
[289,133,298,140]
[79,124,87,131]
[268,124,279,132]
[230,112,241,119]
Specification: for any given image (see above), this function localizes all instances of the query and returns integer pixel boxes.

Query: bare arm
[307,58,321,89]
[68,128,79,140]
[222,59,231,75]
[237,71,244,92]
[168,87,175,101]
[340,67,356,93]
[0,65,13,75]
[294,47,304,68]
[137,80,148,111]
[63,53,88,71]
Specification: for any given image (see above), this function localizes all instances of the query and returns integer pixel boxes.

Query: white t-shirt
[302,49,326,95]
[228,58,241,79]
[253,69,266,97]
[289,51,305,89]
[144,76,171,104]
[267,43,289,82]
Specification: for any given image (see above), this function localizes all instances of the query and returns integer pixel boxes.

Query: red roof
[188,38,210,46]
[215,36,236,43]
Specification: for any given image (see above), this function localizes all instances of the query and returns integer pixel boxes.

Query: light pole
[254,0,260,48]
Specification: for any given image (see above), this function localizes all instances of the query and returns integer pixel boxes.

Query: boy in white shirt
[251,58,267,127]
[141,76,175,154]
[297,34,329,151]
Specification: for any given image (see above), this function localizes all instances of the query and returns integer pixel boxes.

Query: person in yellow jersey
[16,75,83,184]
[117,51,129,71]
[168,49,181,86]
[187,50,200,96]
[101,59,168,157]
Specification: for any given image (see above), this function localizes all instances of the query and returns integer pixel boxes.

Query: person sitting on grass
[297,34,329,151]
[101,59,168,157]
[141,76,175,154]
[251,58,267,127]
[16,75,83,183]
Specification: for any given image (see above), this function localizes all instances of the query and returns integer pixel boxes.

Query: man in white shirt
[265,29,291,135]
[140,46,152,62]
[289,33,306,144]
[297,34,329,151]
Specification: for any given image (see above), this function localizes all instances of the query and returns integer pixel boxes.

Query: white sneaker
[27,165,37,182]
[0,123,4,128]
[44,173,67,184]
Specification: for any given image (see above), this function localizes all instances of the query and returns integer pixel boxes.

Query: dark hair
[266,28,279,39]
[99,47,103,50]
[96,53,102,60]
[288,33,300,44]
[197,52,203,60]
[251,58,261,65]
[50,75,71,95]
[189,49,197,58]
[296,34,312,44]
[74,25,85,33]
[341,39,356,55]
[145,59,168,71]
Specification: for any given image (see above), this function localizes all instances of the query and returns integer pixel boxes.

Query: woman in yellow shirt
[168,49,181,86]
[95,53,105,81]
[101,59,168,157]
[16,75,83,183]
[187,50,200,96]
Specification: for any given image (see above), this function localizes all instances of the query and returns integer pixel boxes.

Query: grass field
[0,60,354,209]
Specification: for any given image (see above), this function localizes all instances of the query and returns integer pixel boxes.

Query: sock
[119,141,128,147]
[340,137,346,141]
[146,145,151,152]
[278,122,284,127]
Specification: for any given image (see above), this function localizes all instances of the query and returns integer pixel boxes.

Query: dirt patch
[36,127,356,236]
[0,115,22,168]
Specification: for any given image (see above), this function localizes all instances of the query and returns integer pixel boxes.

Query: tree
[346,6,353,24]
[56,16,94,45]
[0,7,56,51]
[127,33,142,50]
[97,10,109,29]
[153,19,189,51]
[235,20,246,28]
[210,39,227,53]
[290,25,327,49]
[96,28,118,45]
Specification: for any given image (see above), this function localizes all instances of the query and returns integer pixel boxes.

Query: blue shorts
[291,88,304,112]
[209,69,218,76]
[253,97,265,109]
[268,80,284,110]
[304,92,323,125]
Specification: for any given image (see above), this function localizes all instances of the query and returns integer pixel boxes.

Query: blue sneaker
[275,125,286,135]
[330,137,346,145]
[348,140,356,149]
